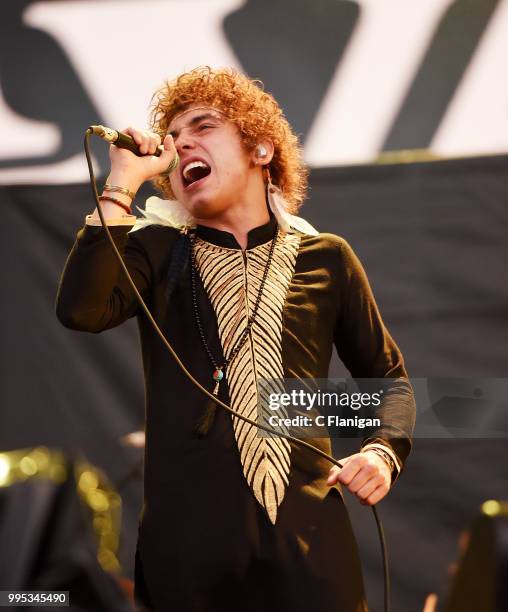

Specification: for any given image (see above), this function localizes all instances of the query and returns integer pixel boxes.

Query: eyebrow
[168,113,222,138]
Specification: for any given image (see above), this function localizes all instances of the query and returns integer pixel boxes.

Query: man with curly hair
[56,67,415,612]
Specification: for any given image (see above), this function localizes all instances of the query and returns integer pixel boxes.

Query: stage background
[1,1,507,611]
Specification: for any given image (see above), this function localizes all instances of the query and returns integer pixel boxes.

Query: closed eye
[197,124,214,131]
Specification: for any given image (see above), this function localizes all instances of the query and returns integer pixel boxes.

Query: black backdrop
[1,155,507,611]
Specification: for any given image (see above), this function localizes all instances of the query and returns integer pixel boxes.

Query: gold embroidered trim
[193,233,300,523]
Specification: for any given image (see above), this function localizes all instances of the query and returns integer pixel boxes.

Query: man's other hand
[327,451,391,505]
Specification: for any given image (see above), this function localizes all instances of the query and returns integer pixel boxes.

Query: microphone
[88,125,163,157]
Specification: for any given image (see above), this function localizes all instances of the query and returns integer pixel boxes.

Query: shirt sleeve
[85,214,136,226]
[55,222,151,333]
[333,238,416,475]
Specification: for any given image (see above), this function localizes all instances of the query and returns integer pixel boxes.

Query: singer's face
[167,105,255,218]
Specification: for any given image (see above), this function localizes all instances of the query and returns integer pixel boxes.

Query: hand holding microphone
[87,125,178,222]
[89,124,179,189]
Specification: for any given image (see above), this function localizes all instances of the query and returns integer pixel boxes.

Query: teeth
[183,160,209,180]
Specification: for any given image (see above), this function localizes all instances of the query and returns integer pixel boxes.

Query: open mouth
[182,160,211,189]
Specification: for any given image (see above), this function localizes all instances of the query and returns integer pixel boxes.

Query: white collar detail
[129,183,318,236]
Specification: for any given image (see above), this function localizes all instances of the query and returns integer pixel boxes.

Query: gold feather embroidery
[193,233,300,523]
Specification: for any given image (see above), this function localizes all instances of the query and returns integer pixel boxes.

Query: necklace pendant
[212,368,224,395]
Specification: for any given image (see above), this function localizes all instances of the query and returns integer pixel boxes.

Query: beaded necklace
[190,228,279,396]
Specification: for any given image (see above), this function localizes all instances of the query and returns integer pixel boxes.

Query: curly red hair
[149,66,307,213]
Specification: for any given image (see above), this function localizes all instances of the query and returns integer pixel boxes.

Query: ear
[252,139,274,166]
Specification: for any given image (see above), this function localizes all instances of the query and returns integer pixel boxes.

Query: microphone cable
[84,127,391,612]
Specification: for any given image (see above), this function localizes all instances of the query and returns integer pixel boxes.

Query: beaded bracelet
[98,195,132,215]
[103,184,136,200]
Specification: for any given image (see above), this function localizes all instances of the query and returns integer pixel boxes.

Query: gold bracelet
[103,184,136,200]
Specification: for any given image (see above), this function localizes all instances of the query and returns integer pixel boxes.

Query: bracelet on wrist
[98,195,132,215]
[103,184,137,200]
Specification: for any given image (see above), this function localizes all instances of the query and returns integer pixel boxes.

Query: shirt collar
[195,210,278,250]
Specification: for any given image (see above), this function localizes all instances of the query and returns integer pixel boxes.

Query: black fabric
[54,214,415,610]
[0,468,131,612]
[164,232,190,304]
[195,209,278,249]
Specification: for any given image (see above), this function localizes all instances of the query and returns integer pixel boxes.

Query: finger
[347,470,375,495]
[122,126,152,155]
[327,466,341,485]
[362,481,389,506]
[347,462,379,493]
[326,455,353,485]
[355,474,384,500]
[159,136,177,165]
[163,133,175,152]
[138,131,152,155]
[336,455,367,486]
[123,126,145,148]
[147,133,161,155]
[145,136,178,178]
[328,461,361,487]
[346,470,372,494]
[126,128,153,155]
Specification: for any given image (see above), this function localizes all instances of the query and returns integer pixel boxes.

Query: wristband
[98,195,132,215]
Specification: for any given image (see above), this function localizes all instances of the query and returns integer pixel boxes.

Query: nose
[174,127,195,154]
